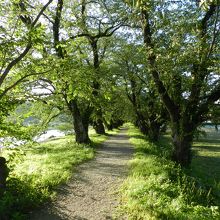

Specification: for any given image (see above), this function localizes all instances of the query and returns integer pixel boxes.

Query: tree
[113,41,168,141]
[45,0,127,142]
[125,0,220,166]
[0,0,53,130]
[0,0,53,192]
[69,0,126,134]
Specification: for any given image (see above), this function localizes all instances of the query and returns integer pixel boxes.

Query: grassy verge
[0,129,118,220]
[120,125,220,220]
[191,128,220,204]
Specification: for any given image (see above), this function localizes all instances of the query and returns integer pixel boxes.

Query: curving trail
[29,128,133,220]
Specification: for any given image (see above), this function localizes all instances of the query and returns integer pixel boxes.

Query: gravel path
[29,128,133,220]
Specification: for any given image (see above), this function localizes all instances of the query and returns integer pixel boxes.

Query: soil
[29,128,133,220]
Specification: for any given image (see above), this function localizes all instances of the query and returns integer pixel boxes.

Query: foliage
[122,0,220,165]
[112,41,168,140]
[0,0,219,217]
[119,125,220,219]
[0,0,53,138]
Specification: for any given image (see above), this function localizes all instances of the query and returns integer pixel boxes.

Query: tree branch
[200,3,217,38]
[70,33,92,40]
[0,43,32,87]
[141,9,179,121]
[203,84,220,104]
[207,5,220,58]
[53,0,64,58]
[187,3,218,112]
[0,0,53,88]
[0,70,51,99]
[70,23,123,41]
[31,0,53,28]
[38,77,56,91]
[196,83,220,123]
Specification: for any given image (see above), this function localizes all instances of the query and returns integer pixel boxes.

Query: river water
[0,129,69,149]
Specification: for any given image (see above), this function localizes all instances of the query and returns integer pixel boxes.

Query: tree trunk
[136,112,149,136]
[113,119,124,129]
[69,100,90,144]
[172,134,193,167]
[148,121,161,142]
[74,117,90,144]
[171,121,194,166]
[93,118,105,134]
[92,107,106,134]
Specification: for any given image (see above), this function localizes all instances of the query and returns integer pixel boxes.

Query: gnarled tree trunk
[172,134,193,166]
[170,119,195,166]
[69,99,90,144]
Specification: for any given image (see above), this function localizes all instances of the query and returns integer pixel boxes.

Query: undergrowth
[119,125,220,220]
[0,131,113,220]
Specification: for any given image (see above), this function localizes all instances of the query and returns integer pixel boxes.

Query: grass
[119,125,220,220]
[0,129,118,220]
[89,127,119,145]
[191,128,220,204]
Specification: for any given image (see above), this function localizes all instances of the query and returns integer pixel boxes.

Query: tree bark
[105,119,123,130]
[169,112,196,166]
[93,108,106,134]
[171,129,194,167]
[69,99,90,144]
[93,118,106,134]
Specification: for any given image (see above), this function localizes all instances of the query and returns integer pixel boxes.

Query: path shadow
[99,143,133,156]
[29,208,69,220]
[129,134,146,140]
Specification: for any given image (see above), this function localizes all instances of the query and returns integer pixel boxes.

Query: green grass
[191,128,220,204]
[0,129,118,220]
[119,125,220,220]
[89,127,119,145]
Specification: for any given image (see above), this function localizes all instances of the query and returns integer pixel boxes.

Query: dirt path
[29,128,133,220]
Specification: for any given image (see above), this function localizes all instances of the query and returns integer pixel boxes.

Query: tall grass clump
[119,125,220,220]
[0,131,111,220]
